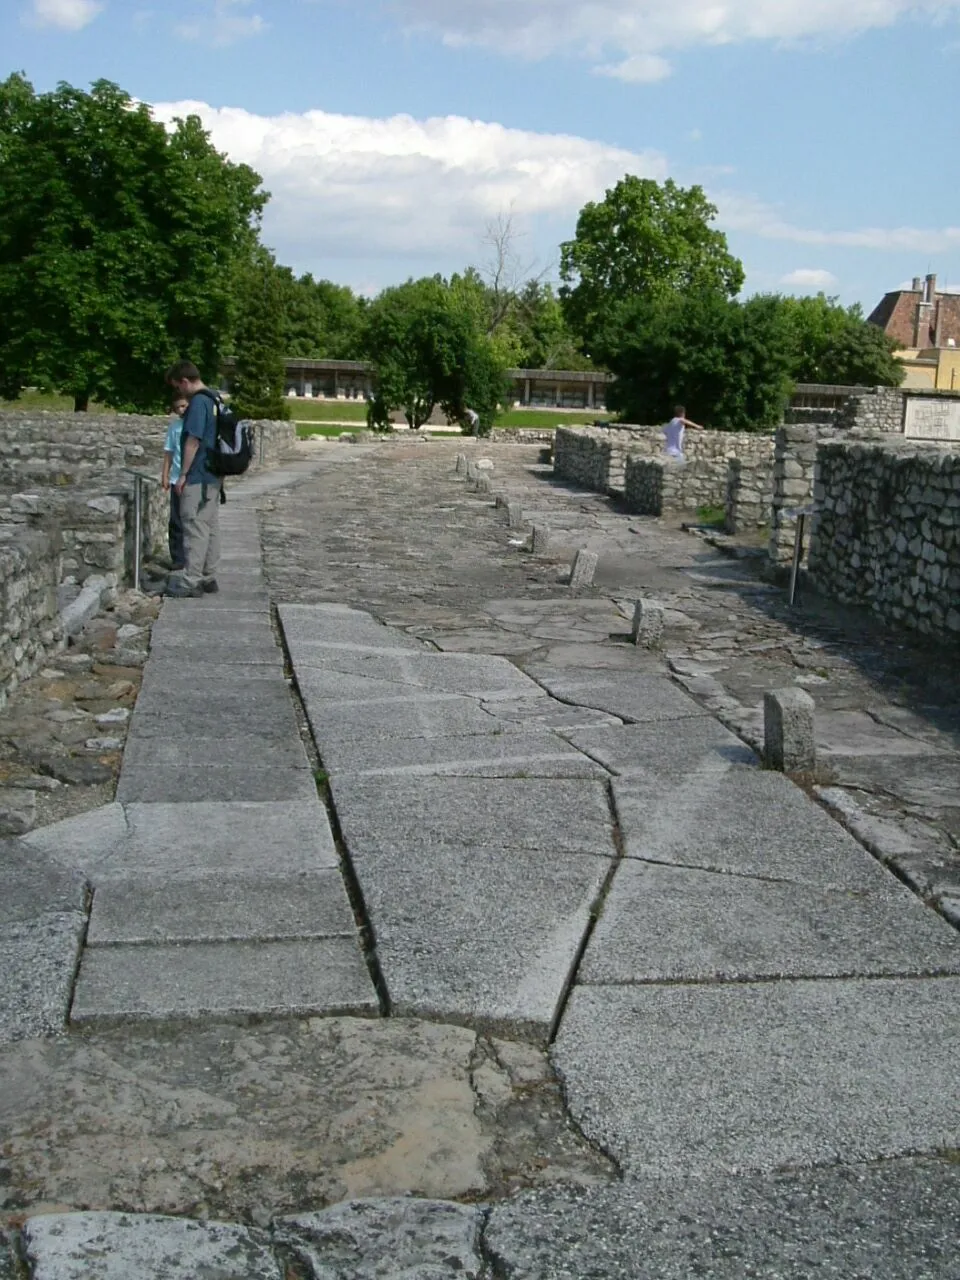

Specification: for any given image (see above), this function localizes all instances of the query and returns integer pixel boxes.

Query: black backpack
[195,389,253,477]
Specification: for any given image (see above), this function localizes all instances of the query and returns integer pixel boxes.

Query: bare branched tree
[480,210,551,335]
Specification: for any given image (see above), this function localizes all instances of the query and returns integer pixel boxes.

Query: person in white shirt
[663,405,705,459]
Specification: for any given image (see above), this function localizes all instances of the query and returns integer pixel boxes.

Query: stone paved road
[3,437,960,1276]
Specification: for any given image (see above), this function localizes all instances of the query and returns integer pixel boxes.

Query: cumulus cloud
[28,0,102,29]
[387,0,960,78]
[175,0,265,44]
[151,100,667,268]
[718,190,960,251]
[779,268,838,290]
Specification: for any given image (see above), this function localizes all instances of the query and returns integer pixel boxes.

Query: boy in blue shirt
[161,394,188,570]
[164,361,222,597]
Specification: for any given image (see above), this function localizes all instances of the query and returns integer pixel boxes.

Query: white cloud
[151,100,666,271]
[779,268,838,290]
[718,190,960,251]
[28,0,102,29]
[388,0,960,79]
[175,0,265,44]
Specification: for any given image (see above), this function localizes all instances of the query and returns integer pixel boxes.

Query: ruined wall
[768,423,842,566]
[725,455,775,533]
[0,526,63,710]
[622,434,773,516]
[809,438,960,638]
[835,388,905,433]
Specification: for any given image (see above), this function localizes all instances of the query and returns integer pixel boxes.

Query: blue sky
[5,0,960,310]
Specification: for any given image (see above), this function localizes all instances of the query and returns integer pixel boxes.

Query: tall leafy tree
[275,270,366,359]
[560,176,744,351]
[0,75,265,410]
[782,294,904,386]
[363,276,508,432]
[599,290,794,431]
[230,250,289,420]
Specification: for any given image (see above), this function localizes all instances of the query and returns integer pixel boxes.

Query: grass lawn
[291,400,369,423]
[1,391,115,412]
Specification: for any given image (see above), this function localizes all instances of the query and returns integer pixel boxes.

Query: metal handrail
[783,503,816,606]
[122,468,161,593]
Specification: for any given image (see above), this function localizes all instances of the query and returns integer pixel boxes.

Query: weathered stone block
[569,549,599,590]
[764,688,816,774]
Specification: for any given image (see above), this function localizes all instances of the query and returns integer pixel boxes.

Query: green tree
[599,290,794,431]
[560,176,744,351]
[229,250,289,420]
[781,294,904,386]
[276,270,366,359]
[511,281,591,369]
[0,75,265,410]
[362,276,508,433]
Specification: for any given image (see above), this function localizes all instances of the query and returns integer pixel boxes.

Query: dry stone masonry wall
[0,526,63,710]
[809,439,960,639]
[725,455,775,533]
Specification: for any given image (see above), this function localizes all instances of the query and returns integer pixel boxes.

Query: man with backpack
[164,361,223,598]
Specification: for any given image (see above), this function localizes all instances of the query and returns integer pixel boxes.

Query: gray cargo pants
[179,480,221,589]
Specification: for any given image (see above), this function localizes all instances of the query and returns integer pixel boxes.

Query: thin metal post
[133,475,143,593]
[788,512,805,607]
[258,424,264,465]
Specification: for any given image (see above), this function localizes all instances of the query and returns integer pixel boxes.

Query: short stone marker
[506,501,524,529]
[764,687,816,773]
[466,461,478,481]
[455,453,467,475]
[531,525,551,554]
[495,494,508,509]
[477,474,492,494]
[631,598,664,648]
[569,550,599,590]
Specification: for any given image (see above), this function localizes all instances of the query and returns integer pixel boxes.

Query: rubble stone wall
[0,525,63,710]
[726,455,775,533]
[809,438,960,638]
[769,423,842,566]
[835,387,906,433]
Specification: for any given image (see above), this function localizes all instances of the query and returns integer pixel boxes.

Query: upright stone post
[569,549,599,590]
[531,525,551,554]
[455,453,467,475]
[477,474,492,495]
[495,494,509,509]
[506,501,524,529]
[764,688,816,773]
[631,598,664,648]
[466,460,478,481]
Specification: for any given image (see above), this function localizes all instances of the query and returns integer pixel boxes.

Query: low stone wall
[0,525,63,710]
[809,438,960,638]
[726,456,774,533]
[835,388,905,433]
[622,434,774,517]
[768,423,842,566]
[555,425,773,505]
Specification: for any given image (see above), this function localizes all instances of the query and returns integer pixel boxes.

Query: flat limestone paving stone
[19,803,127,874]
[94,801,338,878]
[152,610,273,635]
[528,670,708,724]
[23,1212,283,1280]
[140,661,287,688]
[323,731,609,779]
[566,717,758,776]
[354,841,610,1040]
[87,869,356,945]
[122,733,311,770]
[302,695,533,761]
[484,1160,960,1279]
[332,775,615,857]
[292,650,541,700]
[279,604,427,652]
[141,636,283,665]
[129,680,298,727]
[483,698,624,733]
[552,978,960,1177]
[116,762,318,804]
[278,1199,484,1279]
[578,861,960,984]
[0,840,88,925]
[71,935,377,1023]
[613,767,901,893]
[0,912,86,1043]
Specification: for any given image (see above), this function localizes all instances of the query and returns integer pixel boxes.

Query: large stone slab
[71,936,377,1023]
[278,1199,484,1279]
[143,634,282,664]
[613,767,899,892]
[293,650,540,700]
[529,670,708,723]
[485,1160,960,1279]
[87,870,356,945]
[122,731,312,769]
[302,695,534,765]
[321,731,608,779]
[128,680,298,729]
[0,912,86,1043]
[93,801,338,879]
[579,861,960,984]
[116,762,318,804]
[140,661,288,688]
[566,716,757,776]
[355,841,610,1039]
[553,978,960,1176]
[279,604,426,652]
[482,697,623,733]
[0,840,88,925]
[19,803,127,873]
[22,1212,282,1280]
[332,776,614,857]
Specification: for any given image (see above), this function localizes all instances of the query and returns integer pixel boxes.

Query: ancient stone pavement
[2,438,960,1276]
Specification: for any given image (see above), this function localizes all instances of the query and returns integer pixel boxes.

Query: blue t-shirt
[181,391,219,485]
[163,417,183,485]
